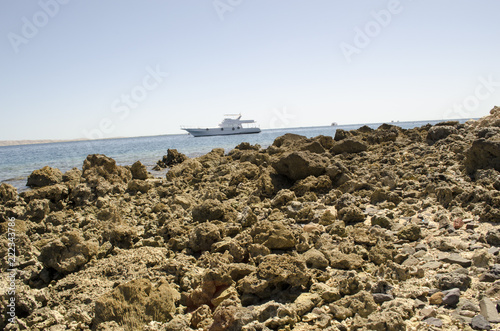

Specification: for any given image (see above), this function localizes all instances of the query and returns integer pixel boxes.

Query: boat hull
[183,127,261,137]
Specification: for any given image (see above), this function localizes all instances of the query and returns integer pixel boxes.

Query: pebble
[423,317,443,327]
[422,261,442,270]
[479,298,500,323]
[471,314,492,330]
[420,307,437,319]
[414,299,426,309]
[454,218,464,229]
[429,292,444,305]
[442,288,460,307]
[438,253,472,268]
[488,247,500,255]
[372,293,394,304]
[479,273,498,283]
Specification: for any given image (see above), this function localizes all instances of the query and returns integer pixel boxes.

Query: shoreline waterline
[0,119,470,191]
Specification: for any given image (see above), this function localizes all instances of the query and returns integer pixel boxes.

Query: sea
[0,119,466,192]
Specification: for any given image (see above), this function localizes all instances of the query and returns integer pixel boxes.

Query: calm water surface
[0,120,465,191]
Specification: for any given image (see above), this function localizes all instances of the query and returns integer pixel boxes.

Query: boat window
[232,127,235,131]
[237,127,240,129]
[221,128,223,131]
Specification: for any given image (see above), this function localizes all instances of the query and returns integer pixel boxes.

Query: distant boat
[331,122,338,126]
[182,114,261,137]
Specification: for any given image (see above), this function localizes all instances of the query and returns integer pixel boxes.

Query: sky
[1,0,500,140]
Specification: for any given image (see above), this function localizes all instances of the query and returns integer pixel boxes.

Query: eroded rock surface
[3,106,500,330]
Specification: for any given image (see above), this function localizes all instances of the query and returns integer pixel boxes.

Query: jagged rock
[27,165,63,187]
[156,149,188,169]
[164,148,188,166]
[271,189,296,207]
[38,231,98,273]
[127,179,152,193]
[272,151,330,181]
[330,291,377,320]
[94,278,179,328]
[257,254,310,288]
[190,304,213,329]
[479,297,500,323]
[437,271,471,291]
[62,167,82,188]
[327,250,364,270]
[465,139,500,174]
[301,141,326,154]
[397,223,421,241]
[103,223,137,249]
[21,183,69,203]
[238,254,310,297]
[130,161,148,180]
[372,293,393,304]
[330,139,367,154]
[189,222,222,252]
[442,288,460,307]
[303,248,329,269]
[471,314,492,330]
[438,253,472,268]
[186,267,234,309]
[338,206,365,224]
[291,292,320,316]
[69,183,92,205]
[472,249,494,268]
[192,199,226,222]
[82,154,131,187]
[371,214,393,229]
[272,133,308,148]
[166,158,203,180]
[426,126,457,144]
[250,220,296,250]
[0,183,17,202]
[486,229,500,246]
[25,198,50,222]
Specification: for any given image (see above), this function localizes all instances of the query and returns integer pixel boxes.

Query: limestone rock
[21,183,69,203]
[130,161,148,180]
[272,151,330,181]
[397,223,421,241]
[38,231,98,274]
[0,183,17,202]
[192,199,226,222]
[62,168,82,188]
[82,154,132,187]
[330,291,377,320]
[465,138,500,174]
[156,149,188,169]
[426,125,457,144]
[330,139,368,155]
[94,278,179,328]
[189,222,222,252]
[27,166,63,187]
[25,198,50,222]
[250,220,296,250]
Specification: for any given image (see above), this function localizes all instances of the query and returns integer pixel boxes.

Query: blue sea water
[0,119,465,191]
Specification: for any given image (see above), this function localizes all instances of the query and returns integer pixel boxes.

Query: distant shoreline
[0,118,474,147]
[0,139,88,147]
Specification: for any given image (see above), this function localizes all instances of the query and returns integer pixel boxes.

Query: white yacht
[182,114,261,137]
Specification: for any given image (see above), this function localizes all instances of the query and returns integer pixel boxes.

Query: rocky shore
[2,107,500,330]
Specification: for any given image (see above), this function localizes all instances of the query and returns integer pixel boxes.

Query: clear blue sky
[1,0,499,140]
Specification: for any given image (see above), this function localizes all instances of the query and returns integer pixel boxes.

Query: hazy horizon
[1,1,499,140]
